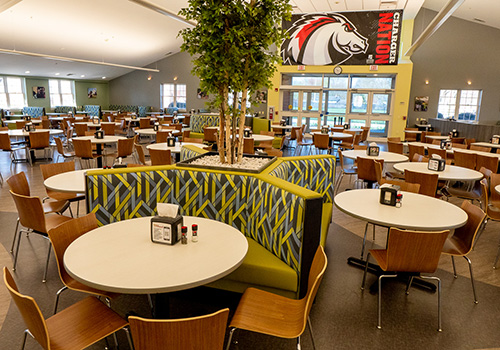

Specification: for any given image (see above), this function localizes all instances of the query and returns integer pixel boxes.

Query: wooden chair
[100,122,116,136]
[442,201,486,304]
[0,132,28,163]
[255,131,274,150]
[335,149,357,193]
[182,115,191,127]
[54,137,75,162]
[242,137,255,154]
[481,176,500,268]
[465,138,476,148]
[265,148,283,157]
[470,144,491,153]
[47,213,119,314]
[227,246,327,350]
[41,119,51,129]
[404,169,439,197]
[134,143,150,165]
[387,141,403,154]
[476,154,499,173]
[408,144,425,162]
[107,138,135,163]
[451,143,467,149]
[139,117,152,129]
[361,228,449,331]
[183,137,204,144]
[3,267,132,350]
[311,133,332,154]
[446,166,491,205]
[74,123,88,136]
[28,131,51,165]
[149,149,172,165]
[423,132,441,143]
[356,157,384,189]
[180,129,190,141]
[16,120,26,129]
[163,116,174,124]
[453,150,476,169]
[427,147,447,161]
[73,138,103,168]
[155,130,171,143]
[360,126,370,143]
[294,128,312,155]
[387,137,401,142]
[451,137,466,144]
[411,153,428,162]
[353,144,367,150]
[404,128,418,142]
[129,308,229,350]
[9,191,72,282]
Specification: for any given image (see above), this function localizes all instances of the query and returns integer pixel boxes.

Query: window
[49,79,76,107]
[437,89,481,121]
[161,83,187,111]
[0,76,26,109]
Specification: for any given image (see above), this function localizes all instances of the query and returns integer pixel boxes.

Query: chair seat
[48,192,85,203]
[442,237,469,256]
[369,249,388,271]
[229,287,305,338]
[43,200,70,214]
[63,276,119,300]
[46,296,128,350]
[45,214,73,233]
[487,204,500,220]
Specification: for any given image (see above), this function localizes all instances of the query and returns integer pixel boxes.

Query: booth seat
[108,105,139,114]
[54,106,76,114]
[85,147,335,298]
[22,106,45,118]
[84,105,101,117]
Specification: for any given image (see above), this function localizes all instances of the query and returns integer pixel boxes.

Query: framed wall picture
[88,88,97,98]
[414,96,429,112]
[197,88,208,99]
[32,86,45,99]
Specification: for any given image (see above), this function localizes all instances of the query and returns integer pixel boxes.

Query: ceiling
[0,0,495,81]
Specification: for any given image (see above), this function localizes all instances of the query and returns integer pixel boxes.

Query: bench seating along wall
[54,106,76,114]
[22,107,45,118]
[85,150,334,298]
[108,105,139,114]
[138,106,151,118]
[191,114,220,133]
[84,105,101,117]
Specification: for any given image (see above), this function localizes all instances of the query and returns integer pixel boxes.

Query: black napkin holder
[440,139,452,149]
[280,119,286,126]
[150,215,183,245]
[492,135,500,145]
[167,137,176,147]
[367,146,380,157]
[321,126,329,134]
[343,123,349,129]
[153,123,159,131]
[23,115,31,122]
[451,130,459,138]
[380,185,400,206]
[428,157,446,171]
[24,124,30,132]
[91,117,100,125]
[244,129,251,137]
[95,130,104,139]
[131,114,138,120]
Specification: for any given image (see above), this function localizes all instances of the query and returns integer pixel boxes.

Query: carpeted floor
[1,209,500,349]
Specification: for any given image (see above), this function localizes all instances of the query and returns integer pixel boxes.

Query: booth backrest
[109,105,139,114]
[84,105,101,117]
[22,107,45,118]
[138,106,150,117]
[191,114,220,133]
[54,106,76,114]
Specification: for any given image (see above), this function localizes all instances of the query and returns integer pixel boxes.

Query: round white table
[147,142,206,153]
[331,127,363,134]
[4,129,63,137]
[44,169,87,193]
[342,150,409,163]
[74,122,121,127]
[72,135,126,167]
[311,131,352,140]
[135,128,180,136]
[334,189,468,231]
[393,162,483,181]
[471,142,500,150]
[3,119,42,125]
[495,185,500,195]
[425,135,449,141]
[64,216,248,294]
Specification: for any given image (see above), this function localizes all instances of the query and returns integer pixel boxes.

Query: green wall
[26,78,51,109]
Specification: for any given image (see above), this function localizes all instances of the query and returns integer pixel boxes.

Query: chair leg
[361,253,371,290]
[307,316,316,350]
[13,230,24,271]
[361,222,370,258]
[420,275,442,331]
[123,326,134,350]
[53,286,68,314]
[377,274,397,329]
[473,218,487,250]
[22,329,29,350]
[10,218,20,253]
[464,256,478,304]
[494,237,500,269]
[451,256,457,278]
[226,327,237,350]
[405,276,414,295]
[42,242,52,283]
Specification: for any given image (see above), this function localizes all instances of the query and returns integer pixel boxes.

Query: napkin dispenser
[23,115,31,122]
[94,130,104,139]
[151,203,184,245]
[321,126,329,134]
[492,135,500,145]
[173,118,179,124]
[428,156,446,171]
[153,123,160,131]
[244,129,251,137]
[167,136,176,147]
[343,123,349,129]
[24,124,30,132]
[280,119,286,126]
[131,114,137,120]
[92,117,100,125]
[367,142,380,157]
[380,184,400,206]
[440,139,452,149]
[450,129,459,138]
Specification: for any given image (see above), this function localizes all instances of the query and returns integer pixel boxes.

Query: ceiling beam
[0,48,160,72]
[128,0,196,26]
[405,0,465,57]
[0,0,21,13]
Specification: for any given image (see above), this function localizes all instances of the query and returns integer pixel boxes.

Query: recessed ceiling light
[102,76,106,79]
[55,72,60,76]
[25,70,30,74]
[80,74,85,78]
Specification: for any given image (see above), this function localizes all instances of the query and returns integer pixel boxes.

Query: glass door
[348,91,392,139]
[280,89,322,131]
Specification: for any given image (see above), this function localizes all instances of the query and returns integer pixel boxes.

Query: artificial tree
[179,0,291,164]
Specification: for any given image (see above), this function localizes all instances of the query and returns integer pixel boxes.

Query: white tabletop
[125,117,157,122]
[342,150,409,163]
[3,119,41,124]
[415,124,432,128]
[135,128,181,136]
[75,122,121,127]
[46,112,66,116]
[44,169,87,193]
[49,116,85,122]
[271,125,293,130]
[248,134,274,142]
[64,216,248,294]
[71,135,126,144]
[331,127,363,134]
[3,129,63,137]
[404,130,422,134]
[495,185,500,195]
[406,142,500,158]
[334,189,468,231]
[147,142,206,153]
[311,131,352,140]
[471,142,500,149]
[393,162,483,181]
[425,135,448,140]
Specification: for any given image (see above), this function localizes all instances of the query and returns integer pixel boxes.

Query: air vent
[66,73,74,76]
[473,18,485,23]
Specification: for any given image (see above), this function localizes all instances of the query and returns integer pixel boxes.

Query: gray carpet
[0,210,500,349]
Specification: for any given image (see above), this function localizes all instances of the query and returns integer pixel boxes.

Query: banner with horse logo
[281,10,403,66]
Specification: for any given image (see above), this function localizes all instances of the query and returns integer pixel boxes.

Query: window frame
[437,89,482,122]
[0,76,27,109]
[160,83,187,111]
[48,79,76,107]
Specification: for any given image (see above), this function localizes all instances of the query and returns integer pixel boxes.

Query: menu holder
[343,123,349,129]
[321,126,329,134]
[428,157,446,171]
[244,129,251,137]
[367,145,380,157]
[380,184,400,206]
[94,130,104,139]
[92,117,100,125]
[167,137,176,147]
[492,135,500,144]
[150,215,183,245]
[440,139,452,150]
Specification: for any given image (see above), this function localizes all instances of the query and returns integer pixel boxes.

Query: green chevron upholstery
[84,105,101,117]
[138,106,150,117]
[54,106,76,114]
[84,155,333,298]
[109,105,138,114]
[191,114,219,133]
[180,144,209,161]
[22,107,45,118]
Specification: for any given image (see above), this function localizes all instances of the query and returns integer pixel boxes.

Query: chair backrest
[139,118,152,129]
[453,150,476,169]
[404,169,438,197]
[66,126,74,141]
[387,137,401,142]
[387,141,403,154]
[385,228,449,273]
[156,130,172,143]
[379,179,421,193]
[182,116,190,126]
[266,148,283,157]
[41,119,50,129]
[476,154,499,173]
[470,145,491,152]
[29,131,50,149]
[452,143,467,149]
[47,213,98,285]
[260,130,275,136]
[101,122,116,136]
[75,123,88,136]
[6,171,30,196]
[451,137,465,144]
[360,127,370,142]
[16,120,26,129]
[290,126,300,140]
[73,139,94,159]
[0,133,13,151]
[243,137,254,154]
[129,308,230,350]
[428,147,447,160]
[450,201,486,255]
[182,130,190,140]
[149,149,172,166]
[313,133,330,149]
[9,191,47,233]
[163,116,174,124]
[117,138,135,158]
[3,267,50,348]
[40,161,76,198]
[352,133,362,146]
[353,145,367,150]
[54,137,68,157]
[490,173,500,204]
[357,157,383,183]
[183,137,204,144]
[135,144,147,165]
[408,144,425,162]
[303,246,328,330]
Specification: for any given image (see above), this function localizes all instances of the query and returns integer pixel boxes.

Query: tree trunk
[237,87,249,162]
[218,86,228,164]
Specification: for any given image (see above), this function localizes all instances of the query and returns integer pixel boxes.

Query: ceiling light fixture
[24,70,30,74]
[55,72,60,76]
[128,0,196,26]
[102,77,106,79]
[80,74,85,78]
[0,48,160,73]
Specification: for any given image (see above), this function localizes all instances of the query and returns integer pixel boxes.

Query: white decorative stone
[188,155,271,170]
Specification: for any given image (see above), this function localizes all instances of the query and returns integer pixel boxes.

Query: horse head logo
[281,13,368,66]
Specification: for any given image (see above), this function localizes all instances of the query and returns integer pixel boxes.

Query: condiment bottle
[181,226,188,244]
[192,224,198,242]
